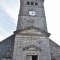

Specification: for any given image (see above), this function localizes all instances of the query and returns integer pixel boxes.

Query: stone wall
[13,35,51,60]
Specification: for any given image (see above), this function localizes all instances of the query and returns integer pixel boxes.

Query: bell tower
[12,0,51,60]
[17,0,47,32]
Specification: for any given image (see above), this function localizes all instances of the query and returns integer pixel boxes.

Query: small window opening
[32,55,38,60]
[31,2,34,5]
[26,55,38,60]
[27,1,30,5]
[35,2,38,6]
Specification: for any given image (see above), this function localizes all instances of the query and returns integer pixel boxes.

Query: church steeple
[16,0,47,32]
[13,1,51,60]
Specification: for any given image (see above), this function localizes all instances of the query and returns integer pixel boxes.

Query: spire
[16,0,47,32]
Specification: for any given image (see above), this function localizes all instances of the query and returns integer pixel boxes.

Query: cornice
[14,26,50,37]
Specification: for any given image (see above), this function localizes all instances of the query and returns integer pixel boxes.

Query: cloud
[0,0,20,24]
[0,0,20,41]
[0,27,13,41]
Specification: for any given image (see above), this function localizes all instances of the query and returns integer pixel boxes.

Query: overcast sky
[0,0,60,46]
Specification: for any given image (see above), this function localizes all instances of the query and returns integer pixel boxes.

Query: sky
[0,0,60,46]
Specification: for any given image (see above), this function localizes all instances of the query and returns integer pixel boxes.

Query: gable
[14,26,50,37]
[23,45,41,51]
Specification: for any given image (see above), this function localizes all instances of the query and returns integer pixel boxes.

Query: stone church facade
[0,0,60,60]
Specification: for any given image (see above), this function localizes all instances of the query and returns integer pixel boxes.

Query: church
[0,0,60,60]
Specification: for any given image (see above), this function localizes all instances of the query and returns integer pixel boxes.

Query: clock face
[29,11,36,16]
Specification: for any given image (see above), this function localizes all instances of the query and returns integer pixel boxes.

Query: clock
[29,11,36,16]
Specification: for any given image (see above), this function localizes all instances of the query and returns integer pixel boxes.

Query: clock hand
[32,12,33,14]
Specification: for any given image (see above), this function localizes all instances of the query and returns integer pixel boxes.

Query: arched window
[27,1,38,6]
[35,2,38,6]
[27,1,30,5]
[31,2,34,5]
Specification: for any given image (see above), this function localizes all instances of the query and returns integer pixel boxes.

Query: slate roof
[0,34,15,60]
[49,39,60,60]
